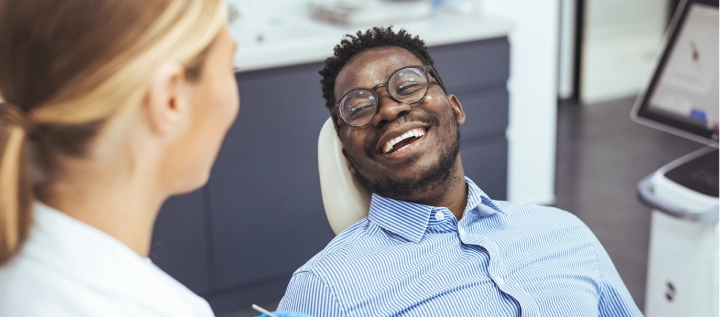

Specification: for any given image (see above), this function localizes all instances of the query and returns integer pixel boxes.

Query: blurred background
[143,0,713,316]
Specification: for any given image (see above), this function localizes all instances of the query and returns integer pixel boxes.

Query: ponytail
[0,103,33,265]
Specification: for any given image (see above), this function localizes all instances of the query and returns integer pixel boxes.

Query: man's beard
[350,110,461,202]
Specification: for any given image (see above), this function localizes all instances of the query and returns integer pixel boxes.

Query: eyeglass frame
[330,65,448,128]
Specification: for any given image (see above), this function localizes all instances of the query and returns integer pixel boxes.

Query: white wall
[580,0,667,104]
[483,0,560,205]
[558,0,576,99]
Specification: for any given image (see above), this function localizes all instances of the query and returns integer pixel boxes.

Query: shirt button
[459,227,466,236]
[435,211,445,221]
[496,276,505,285]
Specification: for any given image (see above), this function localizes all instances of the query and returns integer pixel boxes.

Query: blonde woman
[0,1,309,316]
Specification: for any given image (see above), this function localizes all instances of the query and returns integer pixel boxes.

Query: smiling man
[276,28,642,317]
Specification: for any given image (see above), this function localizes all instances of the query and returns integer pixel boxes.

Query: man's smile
[380,127,426,154]
[374,122,431,160]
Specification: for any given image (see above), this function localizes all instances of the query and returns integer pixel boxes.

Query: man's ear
[341,148,358,175]
[447,94,466,126]
[144,62,187,136]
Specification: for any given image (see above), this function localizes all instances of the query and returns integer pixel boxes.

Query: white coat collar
[21,202,213,316]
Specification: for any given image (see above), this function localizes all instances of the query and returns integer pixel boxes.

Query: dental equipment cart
[631,0,719,315]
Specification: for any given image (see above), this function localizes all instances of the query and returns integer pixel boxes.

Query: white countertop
[231,12,514,72]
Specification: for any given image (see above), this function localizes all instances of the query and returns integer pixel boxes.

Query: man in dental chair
[277,27,642,317]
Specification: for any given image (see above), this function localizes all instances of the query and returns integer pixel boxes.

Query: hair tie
[1,102,35,136]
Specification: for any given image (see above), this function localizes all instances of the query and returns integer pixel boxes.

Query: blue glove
[255,311,315,317]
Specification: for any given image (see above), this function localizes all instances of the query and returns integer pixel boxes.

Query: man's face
[333,46,466,202]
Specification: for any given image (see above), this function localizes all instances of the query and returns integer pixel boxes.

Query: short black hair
[319,27,435,110]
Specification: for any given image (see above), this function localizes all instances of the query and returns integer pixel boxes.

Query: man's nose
[372,88,411,126]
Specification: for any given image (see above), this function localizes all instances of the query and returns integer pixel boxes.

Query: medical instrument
[252,304,279,317]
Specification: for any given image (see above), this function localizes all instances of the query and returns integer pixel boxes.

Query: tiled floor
[554,96,703,309]
[223,96,705,316]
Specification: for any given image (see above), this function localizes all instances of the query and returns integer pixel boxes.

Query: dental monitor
[632,0,719,146]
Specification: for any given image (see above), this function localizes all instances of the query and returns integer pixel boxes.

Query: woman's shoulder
[0,252,214,317]
[0,253,109,316]
[0,233,214,317]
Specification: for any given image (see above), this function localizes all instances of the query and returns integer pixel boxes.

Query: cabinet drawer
[460,137,508,200]
[150,189,211,293]
[429,37,510,94]
[457,88,508,141]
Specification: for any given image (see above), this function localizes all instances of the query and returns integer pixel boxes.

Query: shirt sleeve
[590,232,644,317]
[277,271,347,317]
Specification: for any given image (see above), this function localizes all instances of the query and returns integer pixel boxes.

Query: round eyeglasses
[334,65,447,127]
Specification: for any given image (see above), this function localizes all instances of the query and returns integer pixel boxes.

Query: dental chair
[318,117,371,234]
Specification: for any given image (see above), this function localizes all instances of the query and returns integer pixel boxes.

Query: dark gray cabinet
[150,188,211,293]
[149,36,511,315]
[429,37,510,93]
[456,88,509,141]
[207,63,336,292]
[460,136,508,199]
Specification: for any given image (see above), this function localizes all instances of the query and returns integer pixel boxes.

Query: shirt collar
[368,177,502,243]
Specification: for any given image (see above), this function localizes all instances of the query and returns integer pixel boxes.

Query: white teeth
[382,128,426,154]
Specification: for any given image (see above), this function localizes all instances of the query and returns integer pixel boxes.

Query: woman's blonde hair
[0,0,226,264]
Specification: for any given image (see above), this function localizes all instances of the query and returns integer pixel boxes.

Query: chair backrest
[318,117,372,234]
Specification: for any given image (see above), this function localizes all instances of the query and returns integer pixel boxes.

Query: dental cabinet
[150,16,513,315]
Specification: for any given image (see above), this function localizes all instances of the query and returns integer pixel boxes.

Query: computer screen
[632,0,719,146]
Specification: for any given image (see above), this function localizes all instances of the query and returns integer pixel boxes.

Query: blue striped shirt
[278,177,642,316]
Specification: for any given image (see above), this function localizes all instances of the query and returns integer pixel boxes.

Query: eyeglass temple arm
[429,67,448,94]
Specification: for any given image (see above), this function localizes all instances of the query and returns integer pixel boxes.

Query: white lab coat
[0,202,215,317]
